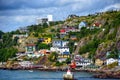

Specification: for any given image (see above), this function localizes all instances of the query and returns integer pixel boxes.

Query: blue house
[38,38,44,42]
[78,21,87,29]
[52,40,68,47]
[63,51,70,55]
[51,40,70,62]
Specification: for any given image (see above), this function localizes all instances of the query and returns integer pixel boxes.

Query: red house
[60,29,66,34]
[93,22,101,27]
[70,61,76,69]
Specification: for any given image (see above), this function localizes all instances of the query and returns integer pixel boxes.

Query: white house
[76,62,91,67]
[50,47,69,54]
[106,58,118,65]
[78,21,87,29]
[36,18,48,25]
[50,47,58,52]
[0,62,2,65]
[27,53,44,58]
[27,51,44,58]
[50,40,70,63]
[75,58,92,68]
[12,33,28,39]
[47,15,53,22]
[118,58,120,66]
[58,47,69,54]
[50,46,70,62]
[19,61,33,67]
[74,55,82,61]
[36,15,53,25]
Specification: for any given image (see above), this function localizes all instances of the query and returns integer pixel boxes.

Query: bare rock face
[97,31,104,39]
[74,36,91,55]
[108,28,114,34]
[116,26,120,39]
[116,40,120,50]
[95,41,115,58]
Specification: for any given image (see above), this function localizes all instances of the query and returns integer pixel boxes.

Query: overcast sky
[0,0,120,32]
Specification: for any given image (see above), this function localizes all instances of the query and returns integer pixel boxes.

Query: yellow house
[58,54,70,58]
[95,59,104,66]
[42,38,51,44]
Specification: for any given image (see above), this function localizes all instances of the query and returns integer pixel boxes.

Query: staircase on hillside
[74,40,81,55]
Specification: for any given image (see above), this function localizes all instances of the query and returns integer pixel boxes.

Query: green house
[25,44,36,54]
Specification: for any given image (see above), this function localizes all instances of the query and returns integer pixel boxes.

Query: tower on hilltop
[47,15,53,22]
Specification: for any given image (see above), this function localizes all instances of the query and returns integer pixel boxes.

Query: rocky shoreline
[0,67,120,79]
[93,70,120,79]
[0,66,88,72]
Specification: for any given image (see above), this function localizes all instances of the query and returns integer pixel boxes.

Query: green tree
[34,32,39,37]
[48,52,58,62]
[68,40,74,53]
[55,61,63,66]
[107,50,118,59]
[43,23,48,28]
[79,39,100,55]
[0,30,4,38]
[51,29,56,32]
[66,58,71,64]
[0,47,18,62]
[37,43,50,50]
[13,36,19,45]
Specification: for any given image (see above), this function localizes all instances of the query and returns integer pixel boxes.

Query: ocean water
[0,70,118,80]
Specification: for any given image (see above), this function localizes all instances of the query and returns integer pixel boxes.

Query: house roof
[107,58,117,60]
[39,49,50,53]
[79,21,87,28]
[59,47,69,48]
[60,29,66,33]
[68,27,75,29]
[26,44,36,46]
[63,51,70,55]
[94,22,101,27]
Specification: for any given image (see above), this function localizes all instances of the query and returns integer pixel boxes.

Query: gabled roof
[93,22,101,27]
[26,44,36,46]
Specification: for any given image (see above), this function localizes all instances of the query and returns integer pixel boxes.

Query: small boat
[28,70,33,72]
[63,68,74,80]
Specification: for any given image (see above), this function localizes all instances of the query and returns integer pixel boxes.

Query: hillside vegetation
[0,10,120,62]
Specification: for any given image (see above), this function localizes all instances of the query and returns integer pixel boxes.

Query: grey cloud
[0,0,56,10]
[0,0,120,32]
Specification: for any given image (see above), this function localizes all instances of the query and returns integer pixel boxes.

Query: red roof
[26,44,35,46]
[94,22,101,27]
[70,62,76,69]
[69,27,75,29]
[60,29,66,33]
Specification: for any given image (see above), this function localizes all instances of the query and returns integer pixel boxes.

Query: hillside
[0,10,120,66]
[21,10,120,64]
[76,10,120,60]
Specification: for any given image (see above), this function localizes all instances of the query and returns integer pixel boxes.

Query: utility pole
[118,50,120,66]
